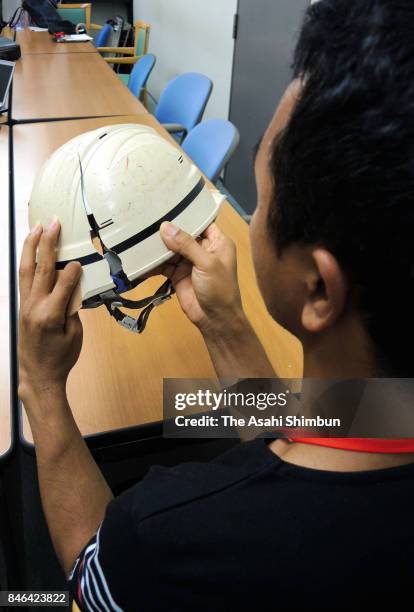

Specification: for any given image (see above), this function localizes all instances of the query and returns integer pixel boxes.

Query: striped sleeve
[68,526,124,612]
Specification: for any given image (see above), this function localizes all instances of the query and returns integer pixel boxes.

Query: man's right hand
[18,221,83,402]
[160,222,245,336]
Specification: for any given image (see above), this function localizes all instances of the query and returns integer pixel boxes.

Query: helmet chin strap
[100,279,175,334]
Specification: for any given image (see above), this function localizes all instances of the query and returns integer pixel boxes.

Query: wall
[2,0,20,22]
[132,0,237,120]
[226,0,309,212]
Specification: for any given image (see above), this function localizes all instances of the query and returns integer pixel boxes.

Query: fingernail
[31,222,42,234]
[48,216,59,232]
[162,222,179,238]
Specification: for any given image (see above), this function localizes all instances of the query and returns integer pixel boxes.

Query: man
[18,0,414,610]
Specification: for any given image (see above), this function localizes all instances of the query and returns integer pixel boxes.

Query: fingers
[65,312,83,339]
[201,222,222,242]
[200,226,237,276]
[201,223,235,256]
[19,224,43,303]
[51,261,82,313]
[165,259,193,286]
[160,222,210,269]
[31,218,60,297]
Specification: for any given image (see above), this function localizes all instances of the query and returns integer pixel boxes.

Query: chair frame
[97,20,150,65]
[56,3,101,31]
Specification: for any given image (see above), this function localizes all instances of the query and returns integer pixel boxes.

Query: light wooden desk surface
[13,115,303,443]
[16,29,96,55]
[0,124,12,456]
[12,52,145,121]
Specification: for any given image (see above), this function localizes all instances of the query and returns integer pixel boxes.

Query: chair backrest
[155,73,213,134]
[134,20,150,56]
[57,3,91,29]
[128,54,156,98]
[182,119,240,183]
[94,23,112,47]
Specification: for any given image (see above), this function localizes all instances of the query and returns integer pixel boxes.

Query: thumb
[160,222,210,268]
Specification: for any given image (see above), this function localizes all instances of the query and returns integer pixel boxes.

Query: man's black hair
[269,0,414,376]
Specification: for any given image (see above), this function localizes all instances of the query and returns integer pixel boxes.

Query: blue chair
[94,23,112,48]
[182,119,240,183]
[154,73,213,142]
[127,54,156,100]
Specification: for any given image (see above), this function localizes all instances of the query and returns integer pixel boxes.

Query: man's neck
[269,439,414,472]
[302,311,378,379]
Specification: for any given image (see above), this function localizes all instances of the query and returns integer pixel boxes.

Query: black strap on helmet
[103,279,175,334]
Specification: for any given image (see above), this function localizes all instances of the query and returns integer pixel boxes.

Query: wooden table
[16,29,97,55]
[0,124,12,457]
[13,115,303,443]
[12,53,145,121]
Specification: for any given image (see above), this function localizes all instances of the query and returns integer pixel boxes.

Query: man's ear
[301,248,348,333]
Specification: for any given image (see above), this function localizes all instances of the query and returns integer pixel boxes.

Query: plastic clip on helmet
[29,124,226,334]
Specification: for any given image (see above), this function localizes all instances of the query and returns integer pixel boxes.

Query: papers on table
[62,34,93,42]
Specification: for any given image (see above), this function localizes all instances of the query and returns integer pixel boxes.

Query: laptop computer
[0,58,15,112]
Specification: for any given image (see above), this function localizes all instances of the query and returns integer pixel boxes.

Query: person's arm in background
[160,221,276,378]
[18,221,113,577]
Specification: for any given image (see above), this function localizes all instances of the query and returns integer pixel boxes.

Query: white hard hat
[29,124,225,333]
